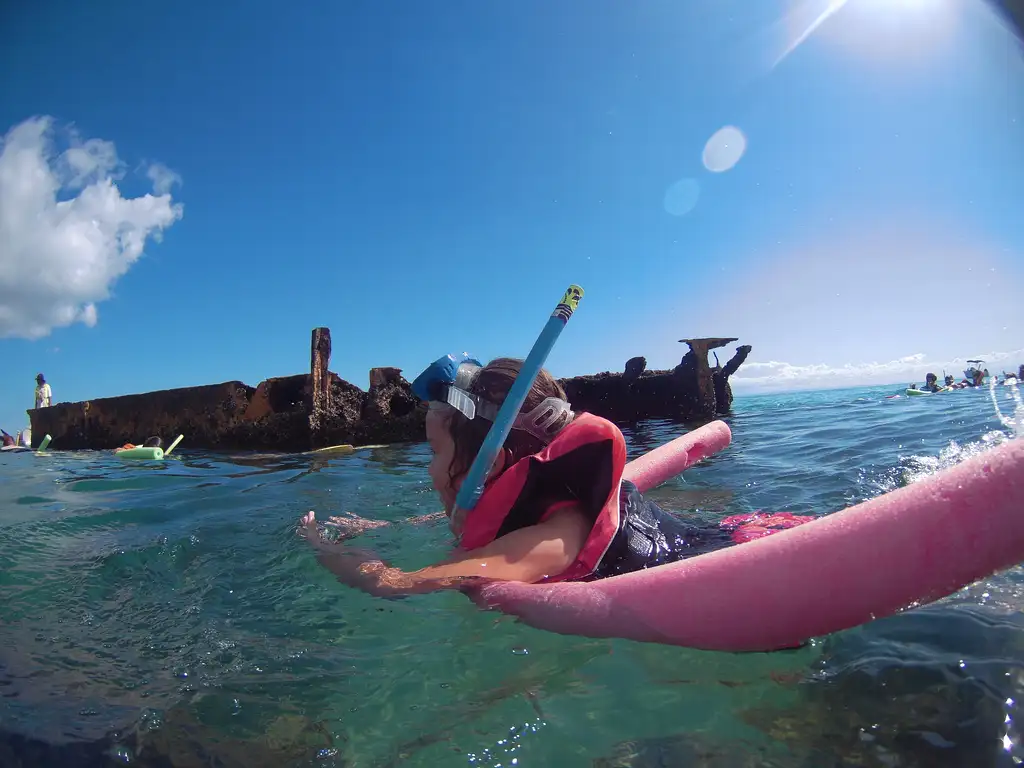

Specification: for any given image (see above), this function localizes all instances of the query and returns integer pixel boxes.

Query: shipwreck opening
[266,376,308,413]
[387,392,417,419]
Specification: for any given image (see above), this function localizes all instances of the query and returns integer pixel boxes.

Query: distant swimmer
[118,436,162,451]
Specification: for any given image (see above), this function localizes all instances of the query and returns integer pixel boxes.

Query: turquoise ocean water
[2,382,1023,767]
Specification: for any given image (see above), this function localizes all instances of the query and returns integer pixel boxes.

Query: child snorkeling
[298,354,810,596]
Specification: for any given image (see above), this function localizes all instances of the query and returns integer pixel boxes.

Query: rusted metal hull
[27,330,750,451]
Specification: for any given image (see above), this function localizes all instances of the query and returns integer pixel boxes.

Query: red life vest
[458,412,627,582]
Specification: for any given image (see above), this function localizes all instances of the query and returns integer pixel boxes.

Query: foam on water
[990,375,1024,438]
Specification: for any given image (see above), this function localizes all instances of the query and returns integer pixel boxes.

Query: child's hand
[297,510,329,549]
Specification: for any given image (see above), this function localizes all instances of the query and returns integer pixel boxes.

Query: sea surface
[2,382,1023,767]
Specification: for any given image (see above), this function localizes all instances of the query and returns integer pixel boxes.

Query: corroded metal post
[677,337,738,418]
[310,327,332,434]
[714,343,752,414]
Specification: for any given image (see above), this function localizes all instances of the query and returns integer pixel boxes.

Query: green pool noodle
[116,446,165,460]
[165,434,184,456]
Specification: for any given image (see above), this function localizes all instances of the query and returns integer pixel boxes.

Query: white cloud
[146,162,182,195]
[0,116,184,339]
[62,136,121,188]
[732,349,1024,392]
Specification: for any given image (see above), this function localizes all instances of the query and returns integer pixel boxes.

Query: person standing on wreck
[297,354,809,597]
[34,373,52,409]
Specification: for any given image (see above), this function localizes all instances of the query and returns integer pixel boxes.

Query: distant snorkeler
[117,436,162,451]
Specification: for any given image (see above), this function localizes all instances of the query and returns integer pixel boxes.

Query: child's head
[421,357,573,515]
[143,436,162,448]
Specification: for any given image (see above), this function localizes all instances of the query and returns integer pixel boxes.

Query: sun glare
[776,0,961,69]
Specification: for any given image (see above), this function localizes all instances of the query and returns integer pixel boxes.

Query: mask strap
[514,397,573,443]
[434,382,573,444]
[444,386,479,420]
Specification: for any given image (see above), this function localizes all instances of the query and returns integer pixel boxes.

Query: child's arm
[298,506,590,597]
[405,511,448,524]
[317,510,447,541]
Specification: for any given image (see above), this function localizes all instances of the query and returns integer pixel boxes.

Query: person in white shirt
[34,373,52,409]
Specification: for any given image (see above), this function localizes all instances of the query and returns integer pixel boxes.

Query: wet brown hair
[441,357,573,487]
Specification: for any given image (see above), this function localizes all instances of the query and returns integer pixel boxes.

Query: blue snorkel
[450,285,584,534]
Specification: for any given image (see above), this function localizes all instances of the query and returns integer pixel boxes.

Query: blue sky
[1,0,1022,434]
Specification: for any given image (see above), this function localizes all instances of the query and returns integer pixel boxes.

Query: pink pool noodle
[623,420,732,492]
[473,438,1024,652]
